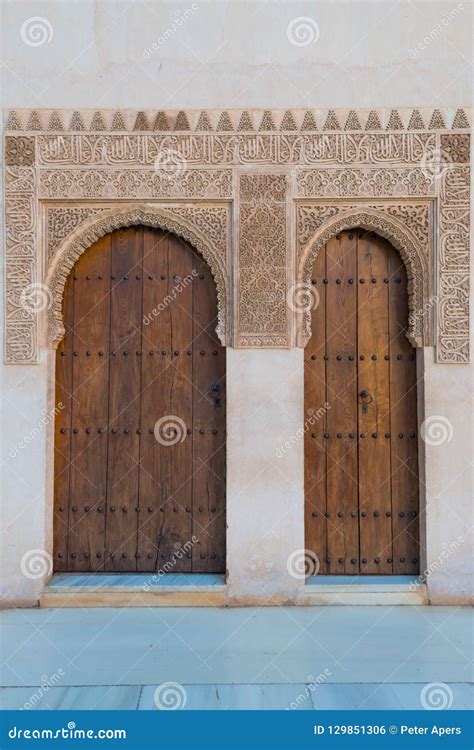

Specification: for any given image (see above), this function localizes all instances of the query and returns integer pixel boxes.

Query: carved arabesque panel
[296,204,433,349]
[45,205,229,349]
[237,174,289,347]
[3,108,471,362]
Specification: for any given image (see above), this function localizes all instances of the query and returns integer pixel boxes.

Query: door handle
[359,389,373,413]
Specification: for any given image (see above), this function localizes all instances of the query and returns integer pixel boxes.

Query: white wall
[1,0,471,109]
[1,0,472,605]
[226,349,304,604]
[422,350,474,604]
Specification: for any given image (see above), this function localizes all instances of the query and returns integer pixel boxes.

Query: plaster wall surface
[226,349,304,604]
[1,0,472,606]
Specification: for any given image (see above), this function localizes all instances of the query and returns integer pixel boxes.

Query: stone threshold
[301,576,428,606]
[40,573,428,608]
[41,573,227,608]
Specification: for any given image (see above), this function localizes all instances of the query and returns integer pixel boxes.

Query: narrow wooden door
[304,230,419,575]
[53,227,226,573]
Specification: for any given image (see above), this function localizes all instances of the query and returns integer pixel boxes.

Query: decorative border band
[3,109,471,363]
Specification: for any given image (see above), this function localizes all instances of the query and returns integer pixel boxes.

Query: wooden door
[53,227,226,573]
[304,230,419,575]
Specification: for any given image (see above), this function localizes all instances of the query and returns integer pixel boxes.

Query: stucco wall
[1,0,472,605]
[226,349,304,604]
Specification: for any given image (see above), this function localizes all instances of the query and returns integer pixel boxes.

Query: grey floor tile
[1,606,472,687]
[0,686,141,710]
[138,683,309,710]
[311,683,474,710]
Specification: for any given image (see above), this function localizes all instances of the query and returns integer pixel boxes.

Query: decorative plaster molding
[5,108,471,132]
[3,108,471,363]
[4,167,37,363]
[47,207,105,262]
[39,168,233,199]
[438,166,470,362]
[296,167,436,197]
[237,174,289,347]
[30,132,441,167]
[44,205,230,349]
[296,205,433,349]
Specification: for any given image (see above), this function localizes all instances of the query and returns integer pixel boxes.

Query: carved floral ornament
[3,108,471,364]
[296,206,432,349]
[44,205,229,349]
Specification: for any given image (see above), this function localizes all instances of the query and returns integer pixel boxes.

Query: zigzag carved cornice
[4,108,471,133]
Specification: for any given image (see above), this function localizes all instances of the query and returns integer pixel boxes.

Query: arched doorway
[53,226,226,573]
[304,229,419,575]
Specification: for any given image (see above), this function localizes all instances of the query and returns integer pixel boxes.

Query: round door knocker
[359,389,373,413]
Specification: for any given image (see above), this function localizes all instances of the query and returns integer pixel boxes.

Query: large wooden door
[304,230,419,575]
[53,227,226,573]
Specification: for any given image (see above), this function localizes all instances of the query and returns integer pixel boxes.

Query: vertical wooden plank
[163,234,194,571]
[357,232,392,574]
[192,255,226,573]
[53,273,74,571]
[388,248,420,574]
[104,228,143,572]
[137,230,193,572]
[304,246,328,574]
[68,236,111,571]
[136,229,171,571]
[325,232,359,574]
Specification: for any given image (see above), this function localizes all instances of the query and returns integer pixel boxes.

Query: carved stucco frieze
[5,107,470,133]
[237,174,289,347]
[296,167,436,198]
[45,205,230,349]
[296,203,433,349]
[35,132,438,167]
[437,166,470,362]
[5,167,37,363]
[47,207,105,262]
[39,168,233,199]
[3,108,471,362]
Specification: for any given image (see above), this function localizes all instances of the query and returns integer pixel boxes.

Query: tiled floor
[1,683,472,711]
[0,606,472,710]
